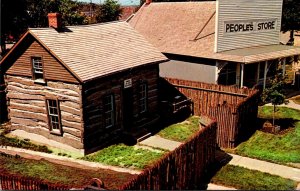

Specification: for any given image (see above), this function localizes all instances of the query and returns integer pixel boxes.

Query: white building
[129,0,300,88]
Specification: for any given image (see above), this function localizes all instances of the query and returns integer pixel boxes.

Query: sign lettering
[224,19,277,35]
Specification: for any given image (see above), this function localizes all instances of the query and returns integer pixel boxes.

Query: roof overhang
[215,45,300,64]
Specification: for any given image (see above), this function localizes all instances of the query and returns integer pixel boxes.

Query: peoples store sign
[215,0,283,52]
[224,19,277,35]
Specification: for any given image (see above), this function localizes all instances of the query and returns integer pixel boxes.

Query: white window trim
[139,83,148,114]
[103,94,115,129]
[47,99,62,135]
[32,57,46,84]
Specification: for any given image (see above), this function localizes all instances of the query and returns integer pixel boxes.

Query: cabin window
[139,83,148,113]
[218,63,237,85]
[32,57,44,81]
[46,99,62,135]
[103,94,115,128]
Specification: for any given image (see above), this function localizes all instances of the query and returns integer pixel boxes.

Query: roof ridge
[29,21,126,31]
[148,1,216,4]
[67,21,126,28]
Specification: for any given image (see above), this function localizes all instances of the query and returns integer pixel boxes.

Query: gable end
[2,33,80,84]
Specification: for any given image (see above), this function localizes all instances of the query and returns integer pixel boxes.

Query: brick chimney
[48,13,62,29]
[145,0,152,5]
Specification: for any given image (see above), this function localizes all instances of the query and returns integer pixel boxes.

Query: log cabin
[0,13,168,154]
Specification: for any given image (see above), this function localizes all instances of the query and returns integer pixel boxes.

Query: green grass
[234,106,300,164]
[0,124,52,153]
[0,135,52,153]
[211,165,297,190]
[82,144,165,169]
[0,155,135,189]
[157,116,200,142]
[258,106,300,120]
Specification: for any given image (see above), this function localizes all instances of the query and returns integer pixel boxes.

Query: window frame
[103,94,115,129]
[31,56,45,83]
[138,82,148,114]
[218,63,237,86]
[46,99,63,135]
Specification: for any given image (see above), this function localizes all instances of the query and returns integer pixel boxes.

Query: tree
[281,0,300,44]
[58,0,88,25]
[27,0,61,28]
[1,0,28,54]
[261,67,288,127]
[27,0,87,28]
[95,0,122,23]
[1,0,89,55]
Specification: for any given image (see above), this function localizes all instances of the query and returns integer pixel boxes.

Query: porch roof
[216,45,300,64]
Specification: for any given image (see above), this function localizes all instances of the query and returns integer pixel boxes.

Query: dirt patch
[258,118,297,135]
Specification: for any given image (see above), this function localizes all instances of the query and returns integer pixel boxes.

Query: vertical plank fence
[163,78,260,148]
[0,173,69,190]
[120,117,217,190]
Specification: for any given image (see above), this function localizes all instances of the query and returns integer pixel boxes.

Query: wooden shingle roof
[28,21,167,82]
[128,2,217,59]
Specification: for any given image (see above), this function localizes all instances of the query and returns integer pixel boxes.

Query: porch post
[256,62,260,84]
[282,58,286,77]
[263,61,268,89]
[240,63,244,88]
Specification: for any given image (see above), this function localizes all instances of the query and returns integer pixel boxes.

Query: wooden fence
[120,117,217,190]
[163,78,260,148]
[0,153,69,191]
[0,173,69,190]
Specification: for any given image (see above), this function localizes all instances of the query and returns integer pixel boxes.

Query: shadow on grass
[150,108,192,135]
[199,149,233,189]
[229,116,298,148]
[119,107,193,146]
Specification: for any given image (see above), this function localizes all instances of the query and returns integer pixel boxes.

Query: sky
[76,0,140,6]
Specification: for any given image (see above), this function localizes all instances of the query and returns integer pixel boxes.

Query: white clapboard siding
[216,0,283,52]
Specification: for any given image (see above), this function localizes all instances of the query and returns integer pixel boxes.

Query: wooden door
[123,87,133,130]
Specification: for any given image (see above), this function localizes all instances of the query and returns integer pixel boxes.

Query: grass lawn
[157,116,200,142]
[211,165,297,190]
[258,106,300,120]
[82,144,165,169]
[0,124,52,153]
[0,155,136,189]
[0,134,52,153]
[233,106,300,164]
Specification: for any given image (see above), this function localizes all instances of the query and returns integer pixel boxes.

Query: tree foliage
[58,0,88,26]
[1,0,88,54]
[1,0,28,53]
[95,0,122,23]
[281,0,300,32]
[281,0,300,44]
[261,67,288,126]
[27,0,59,28]
[27,0,87,27]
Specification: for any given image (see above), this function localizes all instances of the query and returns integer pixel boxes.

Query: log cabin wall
[5,75,84,149]
[82,64,159,152]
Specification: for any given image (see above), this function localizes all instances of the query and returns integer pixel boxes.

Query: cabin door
[123,86,133,131]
